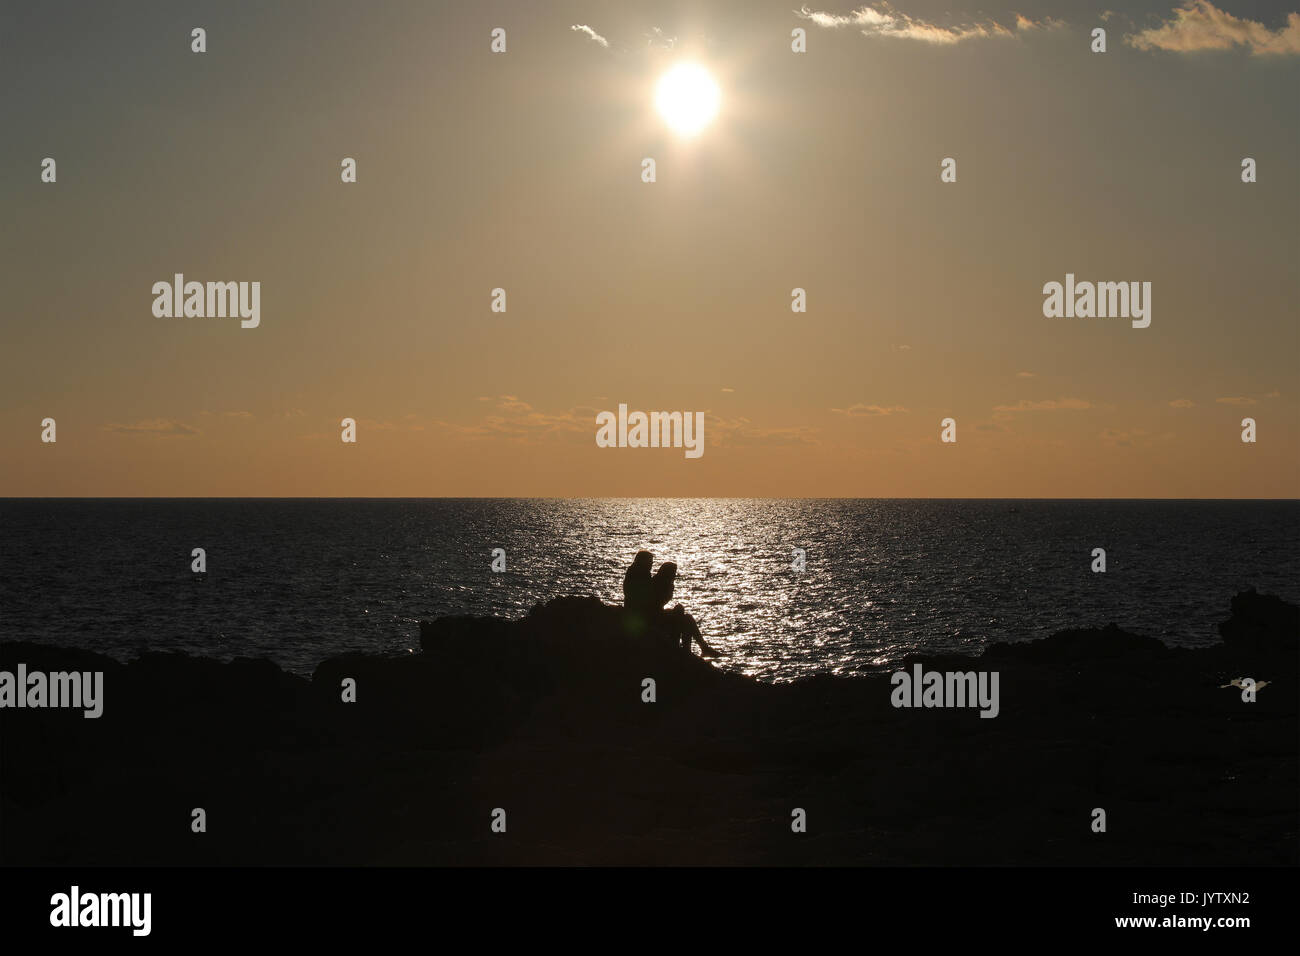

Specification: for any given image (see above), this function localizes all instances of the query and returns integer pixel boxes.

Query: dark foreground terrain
[2,590,1295,865]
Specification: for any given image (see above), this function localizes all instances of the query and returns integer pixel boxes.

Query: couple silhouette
[622,551,719,657]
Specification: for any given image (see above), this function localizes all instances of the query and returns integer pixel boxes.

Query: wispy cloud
[570,24,609,48]
[830,403,908,416]
[1016,371,1036,379]
[1101,427,1175,447]
[993,398,1093,412]
[1102,427,1144,446]
[449,402,818,448]
[356,418,415,432]
[1015,13,1061,32]
[436,395,590,443]
[1127,1,1300,55]
[103,419,200,436]
[645,27,676,49]
[796,4,1061,44]
[1215,396,1257,406]
[1169,398,1196,408]
[711,415,821,447]
[797,3,1297,55]
[495,395,533,413]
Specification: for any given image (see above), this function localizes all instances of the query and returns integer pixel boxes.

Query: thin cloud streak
[993,398,1093,412]
[570,24,609,48]
[796,4,1062,44]
[102,419,201,436]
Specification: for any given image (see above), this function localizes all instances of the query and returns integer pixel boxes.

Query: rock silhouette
[1,590,1294,865]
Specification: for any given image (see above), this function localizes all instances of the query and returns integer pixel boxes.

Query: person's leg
[685,612,716,657]
[670,606,691,651]
[656,607,679,648]
[654,609,673,646]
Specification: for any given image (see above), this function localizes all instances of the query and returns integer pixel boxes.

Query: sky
[2,0,1297,497]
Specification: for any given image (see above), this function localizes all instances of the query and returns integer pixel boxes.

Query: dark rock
[1,590,1295,866]
[1218,587,1300,666]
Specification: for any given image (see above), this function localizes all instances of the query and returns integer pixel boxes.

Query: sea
[2,499,1296,682]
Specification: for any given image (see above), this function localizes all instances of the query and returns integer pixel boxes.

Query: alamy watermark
[50,886,150,936]
[890,664,1000,718]
[595,404,704,458]
[0,664,103,718]
[1042,273,1150,328]
[152,274,260,328]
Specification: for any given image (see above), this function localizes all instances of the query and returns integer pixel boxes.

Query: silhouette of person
[622,550,654,633]
[648,561,718,657]
[649,560,676,613]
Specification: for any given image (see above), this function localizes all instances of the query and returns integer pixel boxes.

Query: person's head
[650,561,677,607]
[632,550,653,571]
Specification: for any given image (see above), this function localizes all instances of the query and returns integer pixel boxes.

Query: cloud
[721,387,735,393]
[444,402,816,449]
[1265,389,1281,398]
[294,419,415,435]
[1168,398,1196,408]
[830,403,908,416]
[1101,427,1144,446]
[796,4,1059,44]
[1016,371,1036,378]
[993,398,1093,412]
[435,395,590,443]
[711,415,820,447]
[349,416,426,433]
[201,409,253,419]
[1215,396,1257,406]
[1127,2,1300,55]
[570,24,609,48]
[1101,427,1174,447]
[103,419,200,436]
[645,27,675,49]
[1016,13,1064,32]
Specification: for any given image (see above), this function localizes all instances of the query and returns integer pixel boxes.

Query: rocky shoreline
[2,590,1295,865]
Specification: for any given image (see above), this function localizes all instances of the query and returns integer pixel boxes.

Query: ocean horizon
[5,497,1296,681]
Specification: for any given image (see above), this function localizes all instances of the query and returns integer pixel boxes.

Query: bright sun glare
[655,63,720,137]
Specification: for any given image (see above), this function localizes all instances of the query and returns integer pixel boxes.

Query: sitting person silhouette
[621,550,655,634]
[647,560,718,658]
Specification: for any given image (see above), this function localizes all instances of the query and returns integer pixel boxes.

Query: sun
[654,63,721,137]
